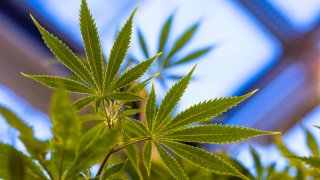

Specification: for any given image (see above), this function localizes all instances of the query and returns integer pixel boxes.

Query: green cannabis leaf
[23,0,161,115]
[125,66,280,179]
[291,156,320,170]
[0,87,122,180]
[134,13,213,87]
[0,0,282,179]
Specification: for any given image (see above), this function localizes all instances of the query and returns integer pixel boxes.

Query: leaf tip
[20,72,29,78]
[269,131,282,135]
[156,52,163,57]
[154,72,161,77]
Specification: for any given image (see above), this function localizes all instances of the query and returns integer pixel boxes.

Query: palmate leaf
[28,2,156,115]
[134,65,279,179]
[104,7,138,88]
[30,15,95,89]
[80,0,104,91]
[161,140,247,179]
[162,124,279,144]
[154,142,188,180]
[21,74,93,94]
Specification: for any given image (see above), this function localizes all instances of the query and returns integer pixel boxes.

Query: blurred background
[0,0,320,175]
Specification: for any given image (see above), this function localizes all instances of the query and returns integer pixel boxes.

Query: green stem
[101,99,112,129]
[95,137,151,177]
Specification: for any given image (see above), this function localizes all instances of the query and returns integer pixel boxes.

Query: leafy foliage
[122,66,279,179]
[238,125,320,180]
[132,13,213,87]
[0,0,280,179]
[24,0,160,114]
[0,88,121,180]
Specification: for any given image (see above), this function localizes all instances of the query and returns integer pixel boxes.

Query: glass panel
[267,0,320,31]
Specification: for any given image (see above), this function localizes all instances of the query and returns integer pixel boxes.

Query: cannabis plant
[0,0,280,179]
[273,126,320,179]
[229,125,320,180]
[131,13,212,87]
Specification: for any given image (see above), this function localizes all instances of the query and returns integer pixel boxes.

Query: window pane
[267,0,320,31]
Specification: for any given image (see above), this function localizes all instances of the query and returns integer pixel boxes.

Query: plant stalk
[95,137,151,177]
[101,99,112,129]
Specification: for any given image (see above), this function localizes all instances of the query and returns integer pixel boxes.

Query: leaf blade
[163,90,258,132]
[22,74,93,94]
[167,22,199,59]
[158,14,174,52]
[304,127,319,156]
[30,15,95,88]
[145,83,156,132]
[162,124,279,144]
[171,46,213,67]
[137,28,149,58]
[154,142,188,180]
[161,140,246,179]
[142,141,152,176]
[101,161,127,179]
[73,96,96,110]
[125,144,143,179]
[107,92,143,102]
[104,8,137,88]
[111,53,161,90]
[80,0,104,90]
[250,147,263,179]
[154,66,196,131]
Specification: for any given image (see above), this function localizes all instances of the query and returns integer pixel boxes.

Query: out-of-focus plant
[0,0,279,179]
[129,13,213,87]
[223,125,320,180]
[274,125,320,179]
